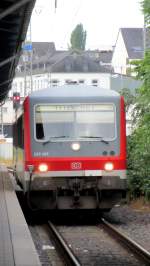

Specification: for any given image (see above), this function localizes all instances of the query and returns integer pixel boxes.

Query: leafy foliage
[124,1,150,201]
[141,0,150,26]
[126,52,150,200]
[119,87,135,112]
[127,124,150,201]
[70,23,87,50]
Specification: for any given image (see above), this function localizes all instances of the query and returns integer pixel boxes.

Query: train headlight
[71,142,80,151]
[104,162,114,171]
[38,163,48,172]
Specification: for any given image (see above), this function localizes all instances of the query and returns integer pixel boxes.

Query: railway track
[56,221,150,266]
[30,218,150,266]
[100,218,150,265]
[29,222,81,266]
[47,221,81,266]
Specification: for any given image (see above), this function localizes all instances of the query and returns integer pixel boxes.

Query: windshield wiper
[42,136,68,145]
[79,136,109,144]
[42,135,109,145]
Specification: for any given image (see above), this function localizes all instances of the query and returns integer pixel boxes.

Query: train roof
[28,85,120,100]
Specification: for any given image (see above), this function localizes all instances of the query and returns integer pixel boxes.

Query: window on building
[65,79,71,84]
[92,79,98,86]
[65,79,77,85]
[50,79,59,86]
[78,80,85,84]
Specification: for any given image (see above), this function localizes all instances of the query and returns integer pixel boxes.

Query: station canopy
[0,0,36,102]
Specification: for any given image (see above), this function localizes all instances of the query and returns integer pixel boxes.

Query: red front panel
[24,97,126,172]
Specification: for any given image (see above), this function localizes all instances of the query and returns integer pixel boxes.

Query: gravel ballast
[103,203,150,252]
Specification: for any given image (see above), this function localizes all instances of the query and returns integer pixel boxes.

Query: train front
[24,86,126,210]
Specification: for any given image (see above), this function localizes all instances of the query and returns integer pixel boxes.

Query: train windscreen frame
[34,103,117,142]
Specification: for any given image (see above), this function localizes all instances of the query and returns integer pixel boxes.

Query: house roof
[19,42,56,64]
[49,51,111,73]
[20,42,113,65]
[85,50,113,64]
[121,28,144,59]
[98,50,113,64]
[32,42,56,57]
[17,47,112,74]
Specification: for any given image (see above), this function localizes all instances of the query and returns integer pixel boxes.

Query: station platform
[0,165,41,266]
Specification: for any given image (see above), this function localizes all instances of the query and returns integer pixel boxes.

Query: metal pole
[29,22,33,93]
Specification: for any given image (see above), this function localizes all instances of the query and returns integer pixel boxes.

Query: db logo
[71,162,82,169]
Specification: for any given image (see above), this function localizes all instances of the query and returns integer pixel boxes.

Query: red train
[13,85,126,211]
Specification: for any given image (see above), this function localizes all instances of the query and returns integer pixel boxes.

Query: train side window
[13,122,17,147]
[17,115,24,148]
[36,123,44,139]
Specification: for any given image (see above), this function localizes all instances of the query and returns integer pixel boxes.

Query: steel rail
[100,218,150,265]
[47,221,81,266]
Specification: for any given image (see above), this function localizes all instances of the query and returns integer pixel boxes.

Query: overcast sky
[30,0,144,50]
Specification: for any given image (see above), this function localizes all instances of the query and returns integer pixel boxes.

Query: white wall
[0,100,14,124]
[0,142,13,160]
[112,31,128,74]
[48,73,111,89]
[10,77,24,97]
[11,72,111,98]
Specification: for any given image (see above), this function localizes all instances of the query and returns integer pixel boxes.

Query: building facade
[112,28,144,75]
[1,42,142,138]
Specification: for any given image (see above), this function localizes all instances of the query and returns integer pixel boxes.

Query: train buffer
[0,165,41,266]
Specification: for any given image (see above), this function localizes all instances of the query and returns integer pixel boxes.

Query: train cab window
[34,104,116,141]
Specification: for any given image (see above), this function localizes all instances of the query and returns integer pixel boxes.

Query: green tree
[70,23,87,50]
[119,87,135,112]
[142,0,150,26]
[127,0,150,201]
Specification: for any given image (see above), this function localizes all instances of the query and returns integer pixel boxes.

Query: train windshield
[34,104,116,141]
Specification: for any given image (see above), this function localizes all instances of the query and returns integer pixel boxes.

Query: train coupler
[73,178,80,205]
